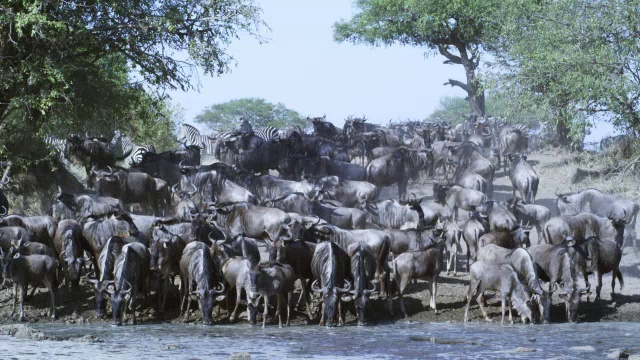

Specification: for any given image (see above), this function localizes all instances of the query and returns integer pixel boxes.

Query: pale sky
[168,0,619,144]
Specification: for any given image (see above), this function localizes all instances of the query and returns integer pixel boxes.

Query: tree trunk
[439,43,486,117]
[555,115,571,147]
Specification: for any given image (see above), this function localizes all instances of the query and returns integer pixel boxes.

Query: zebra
[253,126,281,143]
[44,136,68,165]
[112,130,156,166]
[177,124,204,148]
[199,134,217,155]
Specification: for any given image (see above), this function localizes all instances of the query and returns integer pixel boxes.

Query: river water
[2,321,639,359]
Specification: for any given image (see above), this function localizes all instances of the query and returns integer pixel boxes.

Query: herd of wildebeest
[0,115,637,328]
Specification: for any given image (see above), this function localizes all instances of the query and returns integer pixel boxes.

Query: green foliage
[0,0,266,163]
[195,98,307,132]
[488,0,640,140]
[426,94,549,128]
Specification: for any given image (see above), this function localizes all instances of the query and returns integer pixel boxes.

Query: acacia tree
[489,0,640,144]
[0,0,265,159]
[196,98,306,132]
[334,0,504,116]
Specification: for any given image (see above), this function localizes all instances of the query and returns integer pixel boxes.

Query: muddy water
[3,322,639,359]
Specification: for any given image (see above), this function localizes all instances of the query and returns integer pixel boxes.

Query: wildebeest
[573,236,623,302]
[180,241,225,325]
[480,200,518,232]
[366,147,433,200]
[0,215,57,249]
[0,227,34,251]
[270,239,317,319]
[91,166,159,214]
[108,242,149,326]
[82,211,140,272]
[436,184,486,221]
[542,213,624,246]
[509,154,539,204]
[506,198,551,238]
[1,250,58,321]
[345,242,377,326]
[312,176,379,208]
[133,145,201,186]
[65,134,116,181]
[312,224,390,305]
[462,211,490,263]
[245,261,295,328]
[445,142,495,196]
[50,189,124,223]
[222,256,252,323]
[479,228,531,249]
[435,215,464,275]
[365,199,423,229]
[476,244,548,322]
[53,219,85,288]
[311,241,352,327]
[464,261,535,324]
[263,193,313,215]
[555,188,638,246]
[216,202,292,243]
[85,236,130,318]
[311,198,367,230]
[392,238,445,317]
[528,240,589,322]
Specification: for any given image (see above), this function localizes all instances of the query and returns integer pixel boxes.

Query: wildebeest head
[85,274,110,318]
[432,182,450,204]
[312,277,351,328]
[50,189,77,222]
[109,280,132,326]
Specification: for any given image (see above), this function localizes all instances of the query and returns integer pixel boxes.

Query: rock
[628,355,640,360]
[229,353,251,360]
[165,344,181,350]
[607,350,622,359]
[570,346,595,352]
[14,326,46,341]
[527,338,536,342]
[515,347,536,353]
[72,334,104,343]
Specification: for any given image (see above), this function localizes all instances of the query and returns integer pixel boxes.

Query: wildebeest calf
[464,261,535,324]
[392,239,445,317]
[1,250,58,321]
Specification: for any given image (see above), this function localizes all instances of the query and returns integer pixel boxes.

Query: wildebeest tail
[525,177,532,204]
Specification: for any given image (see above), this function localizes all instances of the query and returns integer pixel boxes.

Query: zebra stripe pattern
[44,136,68,164]
[253,126,280,142]
[113,130,156,166]
[178,124,203,148]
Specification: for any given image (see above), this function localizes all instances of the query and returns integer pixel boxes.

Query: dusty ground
[1,149,640,326]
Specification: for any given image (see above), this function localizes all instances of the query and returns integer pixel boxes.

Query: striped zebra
[44,136,68,164]
[199,134,217,155]
[177,124,204,147]
[112,130,156,166]
[253,126,281,142]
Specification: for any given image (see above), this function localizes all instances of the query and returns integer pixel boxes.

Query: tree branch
[443,79,469,92]
[437,45,462,65]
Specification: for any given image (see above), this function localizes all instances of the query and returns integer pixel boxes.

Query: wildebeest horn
[188,183,197,197]
[121,280,133,294]
[0,206,8,216]
[106,165,114,176]
[85,131,90,138]
[311,279,326,294]
[363,280,377,295]
[336,280,352,293]
[213,282,226,294]
[171,183,179,194]
[179,160,186,169]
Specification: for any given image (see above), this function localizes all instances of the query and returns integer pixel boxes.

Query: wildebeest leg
[319,302,325,326]
[500,294,506,325]
[19,283,26,322]
[583,273,591,302]
[430,277,438,313]
[263,295,269,328]
[338,298,344,325]
[399,276,408,318]
[131,298,137,325]
[595,270,603,302]
[11,283,17,316]
[46,279,56,319]
[183,292,192,323]
[464,279,479,323]
[229,286,242,322]
[476,292,492,322]
[507,297,513,324]
[286,291,292,327]
[276,294,283,328]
